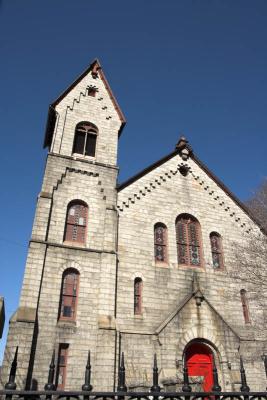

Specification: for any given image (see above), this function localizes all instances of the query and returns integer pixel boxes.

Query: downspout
[25,180,54,389]
[113,190,120,390]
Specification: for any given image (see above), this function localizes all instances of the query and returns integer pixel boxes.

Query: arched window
[176,214,202,267]
[72,122,98,157]
[64,201,88,244]
[59,269,79,320]
[210,232,224,269]
[240,289,250,323]
[134,278,142,315]
[154,223,168,263]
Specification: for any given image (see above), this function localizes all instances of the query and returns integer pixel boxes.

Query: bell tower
[1,60,126,391]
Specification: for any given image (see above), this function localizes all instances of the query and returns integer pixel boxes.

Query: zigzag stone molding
[118,162,252,234]
[52,167,107,200]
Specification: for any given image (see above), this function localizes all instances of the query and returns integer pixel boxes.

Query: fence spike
[44,350,56,390]
[117,352,127,392]
[182,359,192,393]
[151,354,161,392]
[5,346,18,390]
[263,355,267,379]
[240,355,250,392]
[82,350,93,391]
[211,354,221,392]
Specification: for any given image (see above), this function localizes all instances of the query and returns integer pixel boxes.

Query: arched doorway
[185,341,214,392]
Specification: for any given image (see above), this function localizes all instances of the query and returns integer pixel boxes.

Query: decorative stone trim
[118,161,253,234]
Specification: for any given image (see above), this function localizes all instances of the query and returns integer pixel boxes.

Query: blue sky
[0,0,266,362]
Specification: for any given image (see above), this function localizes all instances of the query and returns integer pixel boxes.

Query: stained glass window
[240,289,250,323]
[72,122,98,157]
[134,278,142,315]
[176,214,202,267]
[154,223,168,263]
[210,232,223,269]
[56,344,69,389]
[64,201,88,244]
[59,270,79,321]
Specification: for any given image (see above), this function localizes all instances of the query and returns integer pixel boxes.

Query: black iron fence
[0,348,266,400]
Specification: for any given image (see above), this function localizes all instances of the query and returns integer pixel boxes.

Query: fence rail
[0,347,266,400]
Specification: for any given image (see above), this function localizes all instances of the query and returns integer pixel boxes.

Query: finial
[44,350,56,391]
[182,359,192,393]
[211,354,221,392]
[240,355,250,392]
[151,354,161,392]
[117,352,127,392]
[5,346,18,390]
[175,135,192,160]
[82,350,93,391]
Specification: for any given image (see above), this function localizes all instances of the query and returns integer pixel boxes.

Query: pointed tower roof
[43,59,126,148]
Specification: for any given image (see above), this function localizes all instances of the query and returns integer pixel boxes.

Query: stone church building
[1,60,266,392]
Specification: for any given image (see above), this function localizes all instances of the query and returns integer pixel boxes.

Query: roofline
[118,148,266,234]
[117,149,178,190]
[43,59,126,148]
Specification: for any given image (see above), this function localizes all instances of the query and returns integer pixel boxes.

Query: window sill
[155,262,169,268]
[178,264,205,271]
[63,240,86,248]
[57,319,77,327]
[134,314,144,319]
[72,153,95,161]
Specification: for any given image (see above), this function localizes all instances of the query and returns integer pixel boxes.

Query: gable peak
[175,135,193,160]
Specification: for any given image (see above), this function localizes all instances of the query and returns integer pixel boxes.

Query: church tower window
[154,223,168,263]
[210,232,224,269]
[56,343,69,389]
[176,214,202,267]
[72,122,98,157]
[240,289,250,323]
[59,269,79,321]
[134,278,142,315]
[64,201,88,244]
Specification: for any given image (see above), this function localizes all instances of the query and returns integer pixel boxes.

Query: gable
[44,59,126,148]
[118,140,264,234]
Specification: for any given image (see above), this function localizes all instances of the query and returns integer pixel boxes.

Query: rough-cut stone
[1,60,266,393]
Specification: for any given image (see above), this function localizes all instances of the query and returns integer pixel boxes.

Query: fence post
[151,354,161,393]
[182,361,192,393]
[44,350,56,391]
[117,352,127,392]
[240,356,250,392]
[5,346,18,391]
[211,355,221,392]
[82,351,93,391]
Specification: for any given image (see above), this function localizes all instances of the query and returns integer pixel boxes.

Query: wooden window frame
[134,278,143,316]
[58,269,79,322]
[240,289,250,324]
[210,232,224,270]
[154,223,168,264]
[64,201,88,245]
[176,214,203,268]
[72,122,98,158]
[56,343,69,390]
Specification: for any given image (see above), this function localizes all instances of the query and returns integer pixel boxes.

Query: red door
[186,343,213,392]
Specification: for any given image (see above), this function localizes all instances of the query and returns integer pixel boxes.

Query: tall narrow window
[210,232,224,269]
[59,269,79,320]
[56,343,69,390]
[176,214,202,267]
[72,122,98,157]
[240,289,250,323]
[154,223,168,263]
[64,201,88,244]
[134,278,142,315]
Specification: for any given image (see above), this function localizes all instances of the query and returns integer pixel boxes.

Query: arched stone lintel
[176,325,228,363]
